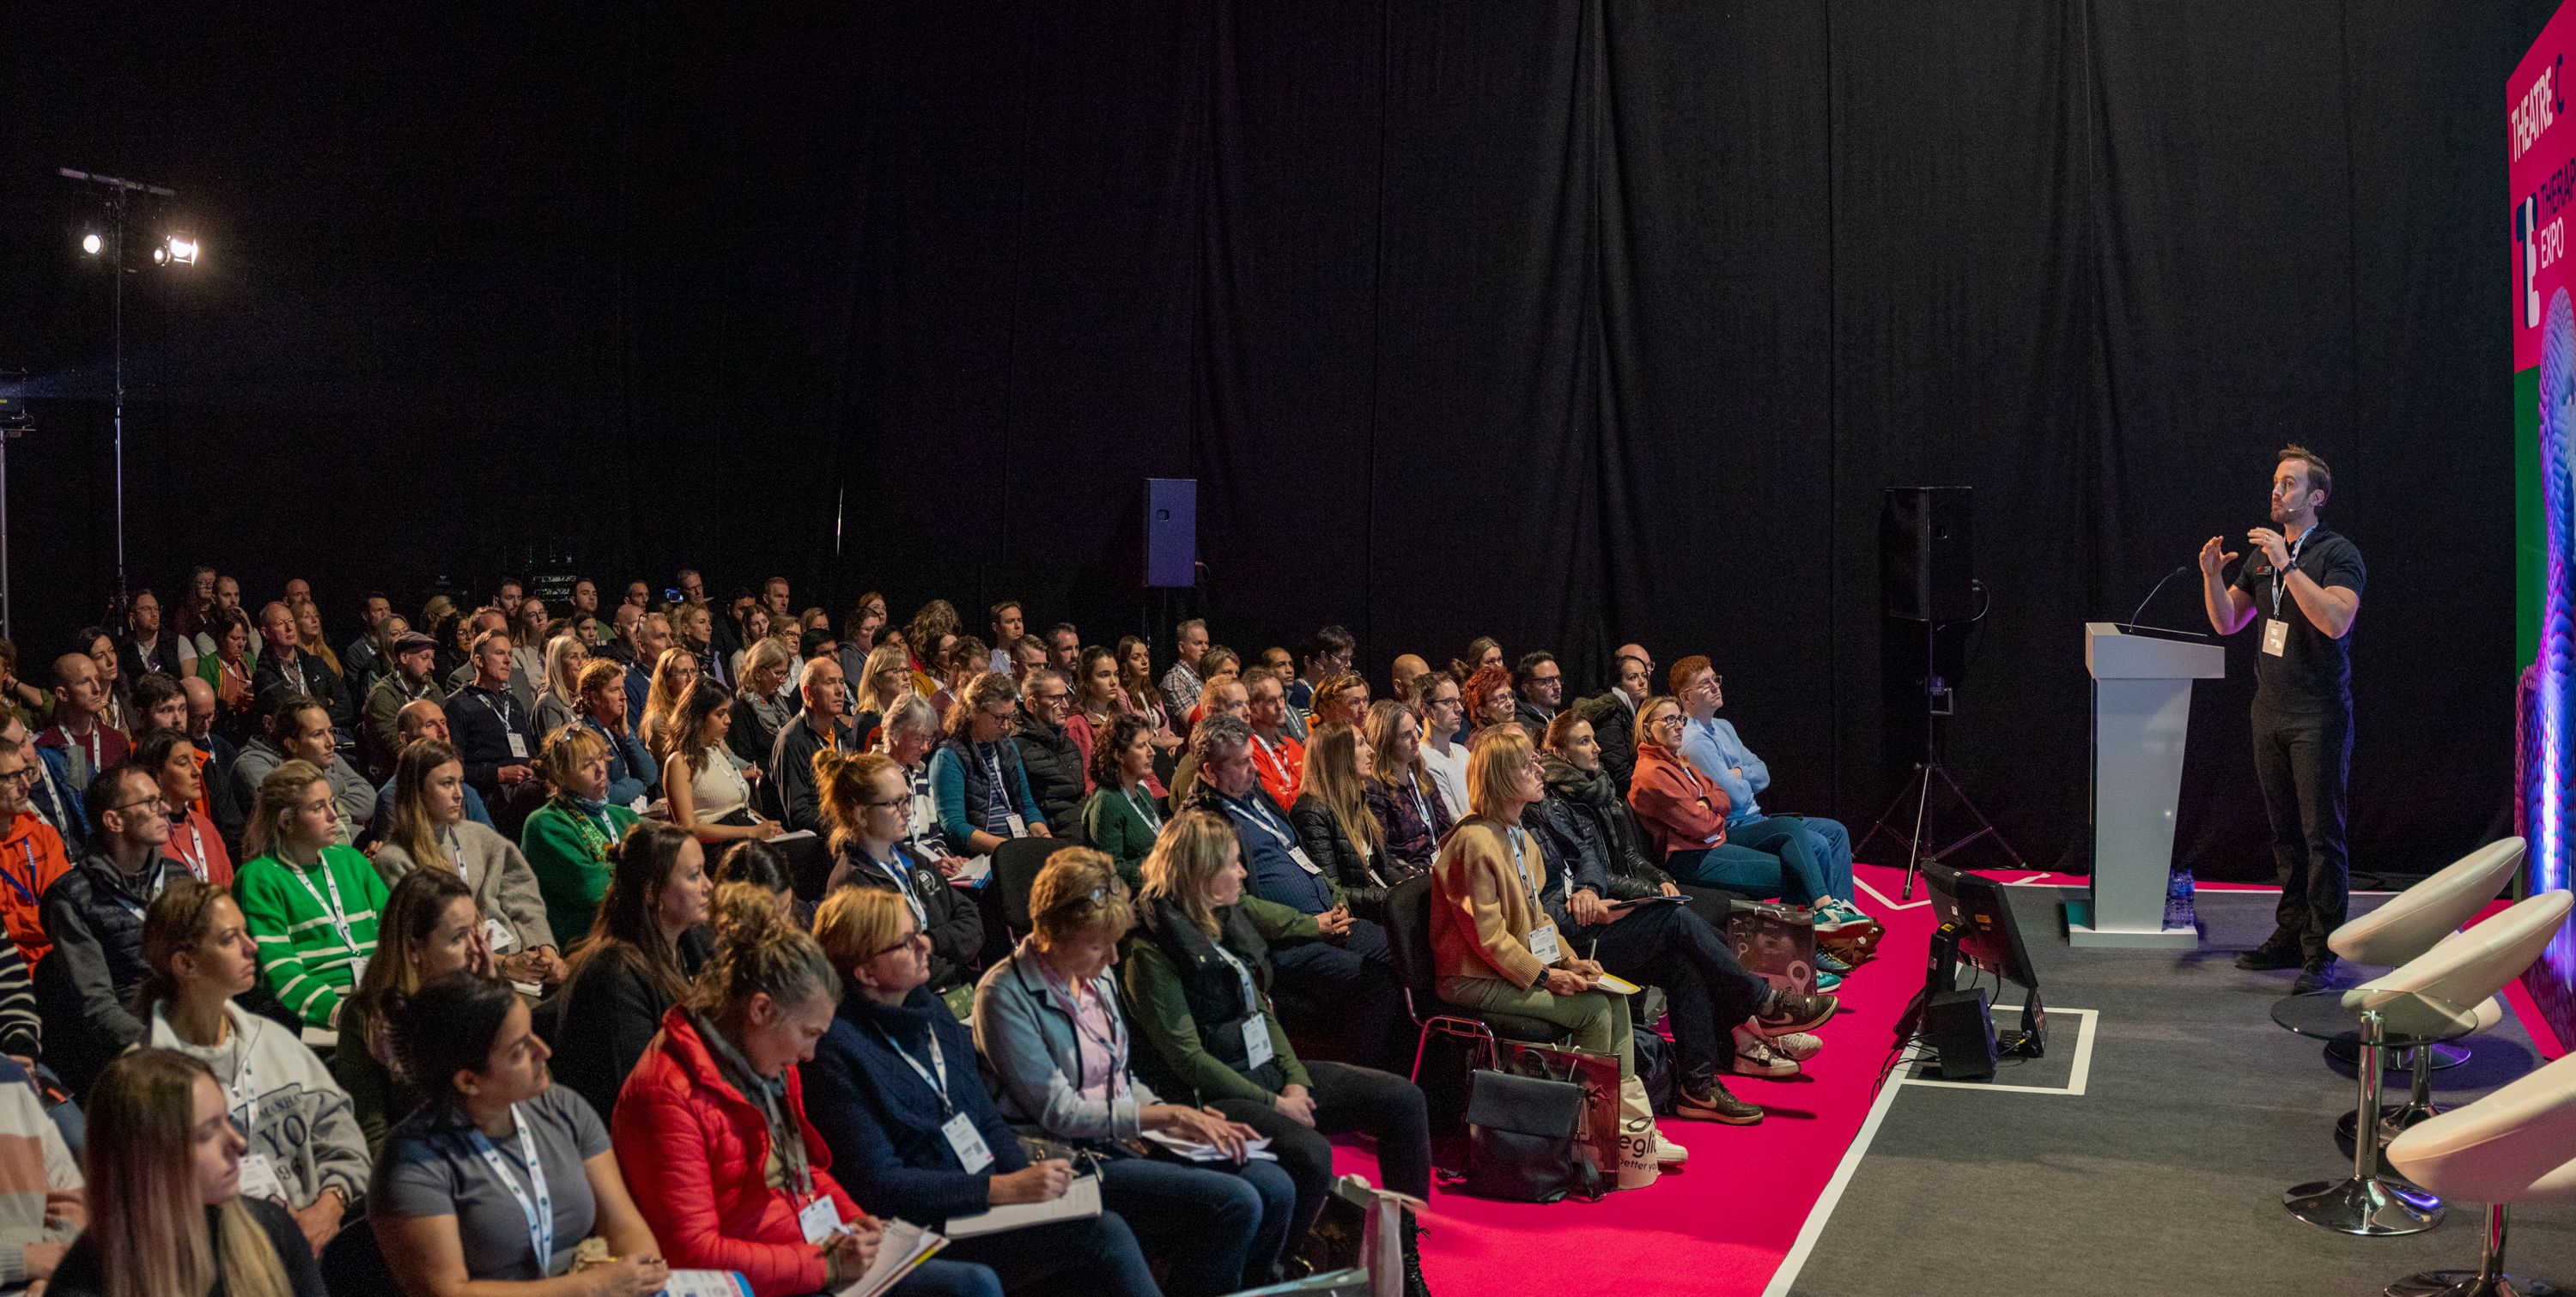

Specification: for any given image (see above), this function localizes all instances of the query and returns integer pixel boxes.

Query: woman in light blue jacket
[970,848,1296,1297]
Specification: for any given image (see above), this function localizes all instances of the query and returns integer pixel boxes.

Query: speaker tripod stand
[1861,617,2026,900]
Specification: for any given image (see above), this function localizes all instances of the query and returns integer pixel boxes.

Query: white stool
[2382,1050,2576,1297]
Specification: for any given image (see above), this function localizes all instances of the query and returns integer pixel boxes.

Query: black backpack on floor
[1455,1067,1601,1203]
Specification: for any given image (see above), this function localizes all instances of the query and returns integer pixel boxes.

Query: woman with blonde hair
[137,880,369,1262]
[1122,810,1431,1284]
[973,849,1291,1295]
[520,724,643,943]
[850,641,913,750]
[805,888,1142,1296]
[46,1049,323,1297]
[1359,699,1452,876]
[373,740,562,989]
[232,761,389,1028]
[1288,721,1394,922]
[533,633,589,736]
[726,636,795,771]
[637,645,702,760]
[290,603,342,681]
[611,887,974,1296]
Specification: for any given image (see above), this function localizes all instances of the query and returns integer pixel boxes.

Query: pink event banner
[2514,9,2576,371]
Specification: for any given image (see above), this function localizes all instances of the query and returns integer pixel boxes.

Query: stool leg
[2385,1203,2570,1297]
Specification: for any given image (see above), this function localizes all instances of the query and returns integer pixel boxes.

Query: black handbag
[1456,1067,1601,1203]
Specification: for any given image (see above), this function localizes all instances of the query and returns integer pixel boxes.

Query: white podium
[2073,622,2225,949]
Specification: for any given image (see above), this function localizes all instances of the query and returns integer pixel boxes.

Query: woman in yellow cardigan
[1430,724,1683,1166]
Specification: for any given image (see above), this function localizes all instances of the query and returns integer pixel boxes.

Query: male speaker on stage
[2197,445,2367,992]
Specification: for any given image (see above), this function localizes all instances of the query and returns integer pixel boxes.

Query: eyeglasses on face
[872,927,927,959]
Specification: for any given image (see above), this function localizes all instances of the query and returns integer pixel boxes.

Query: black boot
[1402,1207,1433,1297]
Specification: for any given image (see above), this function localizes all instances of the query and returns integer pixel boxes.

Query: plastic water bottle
[2164,867,2196,931]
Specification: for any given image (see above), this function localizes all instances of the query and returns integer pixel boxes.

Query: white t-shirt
[1421,739,1471,822]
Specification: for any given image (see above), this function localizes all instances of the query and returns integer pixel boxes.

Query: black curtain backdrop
[0,2,2555,878]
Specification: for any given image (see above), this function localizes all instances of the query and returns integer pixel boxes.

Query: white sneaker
[1652,1129,1689,1164]
[1769,1031,1825,1062]
[1730,1027,1802,1077]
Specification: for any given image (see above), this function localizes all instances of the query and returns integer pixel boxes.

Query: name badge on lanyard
[470,1108,555,1273]
[984,749,1029,839]
[2263,619,2290,657]
[799,1195,841,1245]
[1212,942,1274,1069]
[1507,828,1562,963]
[887,1027,994,1173]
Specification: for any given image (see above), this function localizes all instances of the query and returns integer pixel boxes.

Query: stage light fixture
[80,232,101,256]
[164,234,197,266]
[151,245,167,265]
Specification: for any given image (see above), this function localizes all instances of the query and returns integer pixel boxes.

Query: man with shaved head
[363,698,494,844]
[1389,653,1430,702]
[38,653,128,791]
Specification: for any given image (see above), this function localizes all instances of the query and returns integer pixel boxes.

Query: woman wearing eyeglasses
[927,673,1050,859]
[815,750,983,1014]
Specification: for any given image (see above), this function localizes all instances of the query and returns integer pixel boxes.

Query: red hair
[1461,663,1514,722]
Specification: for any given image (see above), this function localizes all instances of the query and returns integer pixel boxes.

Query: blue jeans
[1671,815,1829,905]
[1103,1152,1298,1294]
[892,1259,1005,1297]
[1775,814,1854,902]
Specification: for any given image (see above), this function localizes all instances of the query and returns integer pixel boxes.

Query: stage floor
[1772,886,2576,1297]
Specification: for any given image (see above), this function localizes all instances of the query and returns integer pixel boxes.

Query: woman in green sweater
[1120,809,1431,1279]
[232,760,388,1028]
[1078,713,1164,889]
[519,724,641,949]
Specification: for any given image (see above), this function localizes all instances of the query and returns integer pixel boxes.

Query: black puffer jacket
[1288,792,1389,923]
[1013,712,1089,838]
[1575,691,1642,794]
[1541,755,1673,900]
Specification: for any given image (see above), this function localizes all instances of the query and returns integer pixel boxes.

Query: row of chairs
[2311,837,2575,1295]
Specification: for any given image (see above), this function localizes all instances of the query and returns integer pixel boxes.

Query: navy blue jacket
[801,984,1029,1226]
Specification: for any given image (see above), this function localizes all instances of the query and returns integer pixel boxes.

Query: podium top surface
[2086,621,2225,680]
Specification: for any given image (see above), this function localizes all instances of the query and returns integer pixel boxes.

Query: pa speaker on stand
[1861,487,2026,900]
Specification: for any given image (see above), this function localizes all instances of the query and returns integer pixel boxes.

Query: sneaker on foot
[1650,1127,1692,1163]
[1769,1031,1825,1062]
[2292,956,2342,994]
[2236,941,2304,972]
[1814,969,1842,991]
[1816,949,1853,975]
[1756,991,1839,1036]
[1730,1029,1801,1077]
[1676,1078,1765,1124]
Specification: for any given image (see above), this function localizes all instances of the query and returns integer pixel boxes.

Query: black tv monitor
[1923,862,2040,990]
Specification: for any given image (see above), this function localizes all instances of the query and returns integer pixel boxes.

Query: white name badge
[1288,846,1321,876]
[1241,1015,1274,1070]
[943,1112,995,1173]
[2262,618,2289,657]
[799,1195,841,1245]
[1004,812,1029,839]
[507,731,532,759]
[483,917,519,953]
[1528,922,1563,965]
[237,1152,286,1204]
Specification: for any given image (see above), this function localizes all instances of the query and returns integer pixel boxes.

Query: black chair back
[993,836,1076,931]
[1382,873,1443,1020]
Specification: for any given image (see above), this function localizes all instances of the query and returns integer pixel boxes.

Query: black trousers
[1213,1059,1433,1250]
[2251,699,2353,960]
[1568,901,1770,1085]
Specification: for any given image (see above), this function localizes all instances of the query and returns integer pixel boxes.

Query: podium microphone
[2122,562,2208,637]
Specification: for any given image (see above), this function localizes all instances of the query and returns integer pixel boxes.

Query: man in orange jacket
[0,740,73,967]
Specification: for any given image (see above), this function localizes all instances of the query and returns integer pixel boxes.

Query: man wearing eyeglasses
[1669,657,1872,936]
[37,762,192,1092]
[0,742,72,968]
[1010,670,1087,833]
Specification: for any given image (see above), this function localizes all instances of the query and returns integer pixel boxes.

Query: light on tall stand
[59,166,193,611]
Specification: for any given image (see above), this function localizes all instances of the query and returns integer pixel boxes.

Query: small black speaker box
[1882,486,1975,621]
[1923,986,1998,1080]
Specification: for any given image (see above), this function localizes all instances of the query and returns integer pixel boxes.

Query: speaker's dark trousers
[2250,696,2352,960]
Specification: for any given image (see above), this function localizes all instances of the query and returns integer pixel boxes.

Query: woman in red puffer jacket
[611,886,1001,1297]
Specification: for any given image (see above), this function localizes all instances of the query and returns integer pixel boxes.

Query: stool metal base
[2329,1039,2473,1071]
[2385,1272,2566,1297]
[2285,1176,2443,1235]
